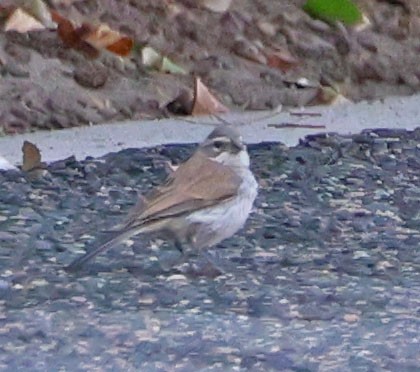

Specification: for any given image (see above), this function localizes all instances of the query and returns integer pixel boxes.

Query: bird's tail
[65,230,134,272]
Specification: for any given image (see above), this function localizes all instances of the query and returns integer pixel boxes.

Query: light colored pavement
[0,94,419,169]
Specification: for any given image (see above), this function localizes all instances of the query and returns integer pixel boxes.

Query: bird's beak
[233,141,245,152]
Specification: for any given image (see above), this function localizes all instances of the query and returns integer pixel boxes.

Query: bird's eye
[213,141,224,150]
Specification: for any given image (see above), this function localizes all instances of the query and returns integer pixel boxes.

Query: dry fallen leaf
[142,46,186,74]
[310,85,351,105]
[50,10,80,47]
[51,11,133,57]
[265,47,299,72]
[4,7,45,33]
[192,77,229,116]
[232,38,267,65]
[23,0,56,29]
[160,56,186,74]
[22,140,42,172]
[232,37,299,73]
[142,46,162,69]
[84,24,133,56]
[200,0,233,13]
[51,11,98,57]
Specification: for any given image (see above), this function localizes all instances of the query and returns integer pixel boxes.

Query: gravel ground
[1,0,420,133]
[0,128,419,371]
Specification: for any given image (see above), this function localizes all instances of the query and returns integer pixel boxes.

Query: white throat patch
[213,149,250,168]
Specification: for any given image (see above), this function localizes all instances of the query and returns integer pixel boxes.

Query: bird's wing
[66,153,242,271]
[122,152,241,230]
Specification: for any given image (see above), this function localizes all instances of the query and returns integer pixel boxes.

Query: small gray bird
[66,126,258,271]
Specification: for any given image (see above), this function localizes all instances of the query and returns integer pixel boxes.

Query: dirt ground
[1,0,419,134]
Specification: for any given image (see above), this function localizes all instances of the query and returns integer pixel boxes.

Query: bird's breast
[186,168,257,248]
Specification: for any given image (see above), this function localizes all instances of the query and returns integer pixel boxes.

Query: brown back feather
[122,152,241,230]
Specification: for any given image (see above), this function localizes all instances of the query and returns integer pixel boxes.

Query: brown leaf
[84,24,133,56]
[22,141,42,172]
[51,11,99,58]
[51,11,132,57]
[192,77,229,116]
[310,85,351,106]
[4,7,45,33]
[265,47,299,72]
[51,10,82,47]
[232,38,267,64]
[105,36,133,56]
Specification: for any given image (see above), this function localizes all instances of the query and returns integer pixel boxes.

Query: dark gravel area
[0,128,420,371]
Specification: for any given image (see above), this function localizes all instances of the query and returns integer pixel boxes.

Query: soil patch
[1,0,419,134]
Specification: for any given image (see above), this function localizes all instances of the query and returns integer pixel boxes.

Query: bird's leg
[174,239,184,254]
[164,234,197,273]
[157,237,187,272]
[173,227,198,257]
[160,237,188,272]
[184,237,225,277]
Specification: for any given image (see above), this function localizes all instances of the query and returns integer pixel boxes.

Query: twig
[289,112,322,117]
[172,107,285,126]
[268,123,326,129]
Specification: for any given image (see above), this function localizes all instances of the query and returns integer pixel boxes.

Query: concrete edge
[0,94,419,168]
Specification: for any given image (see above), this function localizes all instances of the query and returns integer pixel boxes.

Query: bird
[66,125,258,271]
